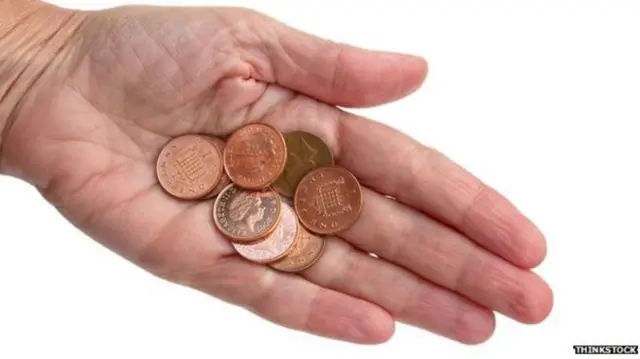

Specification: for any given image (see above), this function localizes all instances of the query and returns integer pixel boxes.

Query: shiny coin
[213,184,281,242]
[273,131,334,198]
[223,123,287,190]
[156,134,223,200]
[202,135,231,199]
[270,226,326,273]
[294,166,363,235]
[232,203,298,264]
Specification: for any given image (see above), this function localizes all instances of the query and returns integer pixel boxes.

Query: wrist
[0,0,87,172]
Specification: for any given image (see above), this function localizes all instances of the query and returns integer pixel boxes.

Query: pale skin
[0,1,553,345]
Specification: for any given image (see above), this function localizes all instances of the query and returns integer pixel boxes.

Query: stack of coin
[156,124,363,273]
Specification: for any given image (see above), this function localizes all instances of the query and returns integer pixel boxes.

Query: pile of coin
[155,123,363,273]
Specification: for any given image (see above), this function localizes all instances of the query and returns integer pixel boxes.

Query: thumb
[245,11,428,108]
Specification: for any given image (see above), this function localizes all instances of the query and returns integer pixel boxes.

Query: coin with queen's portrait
[213,184,281,242]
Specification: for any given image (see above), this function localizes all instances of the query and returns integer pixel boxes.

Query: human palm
[4,6,552,344]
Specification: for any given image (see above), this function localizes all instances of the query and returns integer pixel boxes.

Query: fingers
[335,111,547,268]
[303,237,496,344]
[340,188,553,324]
[234,10,427,107]
[186,257,395,344]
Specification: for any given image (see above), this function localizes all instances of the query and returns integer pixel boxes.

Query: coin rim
[269,226,326,273]
[231,203,298,264]
[273,131,335,198]
[223,123,288,190]
[200,135,231,199]
[297,234,326,271]
[293,166,363,235]
[212,183,282,242]
[156,134,224,200]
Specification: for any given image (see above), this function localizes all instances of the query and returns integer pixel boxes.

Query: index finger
[335,111,546,269]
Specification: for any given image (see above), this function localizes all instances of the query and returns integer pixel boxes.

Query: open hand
[2,5,552,344]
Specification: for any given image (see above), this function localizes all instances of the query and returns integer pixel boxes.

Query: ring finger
[341,188,553,324]
[301,237,496,344]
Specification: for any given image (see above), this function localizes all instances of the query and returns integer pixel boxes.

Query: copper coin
[270,226,326,273]
[201,136,231,199]
[232,203,298,264]
[156,134,223,200]
[213,184,281,242]
[294,166,363,235]
[273,131,334,198]
[223,123,287,189]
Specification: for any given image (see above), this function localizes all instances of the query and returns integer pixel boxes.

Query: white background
[1,1,639,358]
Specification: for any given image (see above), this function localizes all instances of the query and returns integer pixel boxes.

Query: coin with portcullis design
[232,203,298,264]
[270,225,326,273]
[294,166,363,235]
[213,184,281,243]
[223,123,287,190]
[156,134,223,200]
[201,135,231,199]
